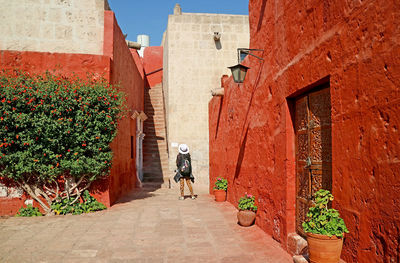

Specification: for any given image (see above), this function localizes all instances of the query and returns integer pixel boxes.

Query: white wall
[0,0,107,55]
[163,11,249,186]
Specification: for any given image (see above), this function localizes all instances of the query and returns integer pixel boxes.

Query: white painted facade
[163,6,250,186]
[0,0,108,55]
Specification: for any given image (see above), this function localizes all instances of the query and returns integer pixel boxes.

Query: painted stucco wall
[0,10,144,215]
[0,0,107,55]
[143,46,163,88]
[103,11,144,205]
[163,8,249,186]
[209,0,400,262]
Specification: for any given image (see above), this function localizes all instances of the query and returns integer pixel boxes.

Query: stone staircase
[142,83,170,188]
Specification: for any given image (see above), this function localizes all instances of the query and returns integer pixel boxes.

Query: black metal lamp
[228,64,250,83]
[228,48,264,83]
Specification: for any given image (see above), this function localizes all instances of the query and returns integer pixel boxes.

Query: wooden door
[295,85,332,236]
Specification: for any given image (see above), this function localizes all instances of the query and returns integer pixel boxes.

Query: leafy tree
[0,70,125,214]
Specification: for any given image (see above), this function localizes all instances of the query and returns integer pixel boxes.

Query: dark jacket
[174,153,194,183]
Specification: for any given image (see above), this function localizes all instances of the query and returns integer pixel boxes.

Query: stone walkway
[0,187,292,263]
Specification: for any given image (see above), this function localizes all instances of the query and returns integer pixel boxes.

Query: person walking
[174,144,195,200]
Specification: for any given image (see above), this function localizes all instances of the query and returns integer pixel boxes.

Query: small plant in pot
[213,177,228,202]
[302,189,349,263]
[237,193,258,227]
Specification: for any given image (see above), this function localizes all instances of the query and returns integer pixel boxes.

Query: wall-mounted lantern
[227,64,250,83]
[228,48,264,83]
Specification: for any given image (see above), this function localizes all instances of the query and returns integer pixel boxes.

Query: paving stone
[0,187,292,262]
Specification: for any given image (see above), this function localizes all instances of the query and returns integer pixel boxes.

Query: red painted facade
[103,11,144,205]
[209,1,400,262]
[142,47,163,87]
[0,10,145,214]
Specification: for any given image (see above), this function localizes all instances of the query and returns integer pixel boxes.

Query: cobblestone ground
[0,186,292,263]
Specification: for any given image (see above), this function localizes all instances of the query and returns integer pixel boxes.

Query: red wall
[209,0,400,262]
[103,10,144,205]
[0,10,145,214]
[0,51,110,78]
[142,46,163,87]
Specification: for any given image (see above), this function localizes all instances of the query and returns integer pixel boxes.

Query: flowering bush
[213,177,228,191]
[238,194,258,212]
[0,70,125,214]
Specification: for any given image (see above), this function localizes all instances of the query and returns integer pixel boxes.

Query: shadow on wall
[215,97,224,139]
[215,40,222,50]
[234,126,249,181]
[141,85,165,188]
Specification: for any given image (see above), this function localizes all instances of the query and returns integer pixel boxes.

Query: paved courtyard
[0,186,292,263]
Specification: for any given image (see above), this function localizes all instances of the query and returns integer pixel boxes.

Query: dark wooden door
[295,85,332,236]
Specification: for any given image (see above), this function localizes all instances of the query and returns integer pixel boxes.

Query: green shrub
[0,70,125,214]
[213,177,228,191]
[15,205,43,217]
[302,189,349,238]
[51,190,106,215]
[238,194,258,212]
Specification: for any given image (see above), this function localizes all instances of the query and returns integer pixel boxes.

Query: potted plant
[302,189,349,263]
[213,177,228,202]
[237,193,258,226]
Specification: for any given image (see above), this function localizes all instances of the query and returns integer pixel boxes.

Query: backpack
[180,159,191,176]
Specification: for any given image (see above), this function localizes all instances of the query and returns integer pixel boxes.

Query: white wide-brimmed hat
[178,144,189,154]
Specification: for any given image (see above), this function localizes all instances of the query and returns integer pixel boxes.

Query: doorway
[131,110,148,186]
[294,84,332,236]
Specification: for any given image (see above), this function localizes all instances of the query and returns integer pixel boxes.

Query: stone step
[142,177,163,183]
[143,84,168,188]
[142,152,168,157]
[142,143,167,147]
[143,142,166,146]
[143,162,169,167]
[142,149,168,155]
[142,164,167,169]
[141,181,170,189]
[143,152,167,157]
[142,145,167,149]
[143,157,168,162]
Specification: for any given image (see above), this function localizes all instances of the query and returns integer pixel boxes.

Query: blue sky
[108,1,249,46]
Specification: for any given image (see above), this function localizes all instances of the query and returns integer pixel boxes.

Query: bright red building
[0,10,147,215]
[209,0,400,262]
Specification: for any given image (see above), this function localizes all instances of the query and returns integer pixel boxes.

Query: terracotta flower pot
[214,189,226,202]
[307,232,344,263]
[237,210,256,226]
